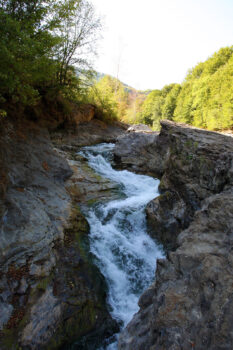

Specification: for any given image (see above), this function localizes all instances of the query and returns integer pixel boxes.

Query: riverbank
[116,120,233,350]
[1,117,233,349]
[0,117,126,349]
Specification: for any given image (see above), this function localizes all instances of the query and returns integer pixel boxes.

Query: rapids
[79,143,164,349]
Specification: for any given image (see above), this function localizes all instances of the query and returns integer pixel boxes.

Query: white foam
[79,143,165,348]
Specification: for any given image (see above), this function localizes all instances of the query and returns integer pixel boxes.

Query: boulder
[51,119,127,148]
[114,131,165,176]
[0,119,118,349]
[147,120,233,248]
[118,120,233,350]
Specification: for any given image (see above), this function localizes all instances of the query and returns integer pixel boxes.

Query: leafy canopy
[0,0,101,114]
[137,46,233,130]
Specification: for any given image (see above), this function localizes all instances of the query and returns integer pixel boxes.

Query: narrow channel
[79,143,164,349]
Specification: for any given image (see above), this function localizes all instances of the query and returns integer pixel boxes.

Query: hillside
[89,73,149,123]
[137,46,233,131]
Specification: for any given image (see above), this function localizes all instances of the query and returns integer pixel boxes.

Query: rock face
[147,121,233,249]
[0,121,72,270]
[52,119,127,148]
[65,153,119,204]
[118,120,233,350]
[0,119,119,349]
[115,120,233,248]
[114,131,164,176]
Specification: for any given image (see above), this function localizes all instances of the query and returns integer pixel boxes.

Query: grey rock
[0,302,13,330]
[51,119,127,148]
[146,191,186,251]
[0,125,72,269]
[118,120,233,350]
[18,278,28,295]
[0,121,72,335]
[114,131,164,176]
[146,120,233,249]
[21,287,62,349]
[29,254,56,277]
[0,118,121,349]
[65,155,119,204]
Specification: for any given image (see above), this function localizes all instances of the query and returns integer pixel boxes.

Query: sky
[89,0,233,90]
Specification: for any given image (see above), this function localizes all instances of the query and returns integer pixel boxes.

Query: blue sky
[90,0,233,90]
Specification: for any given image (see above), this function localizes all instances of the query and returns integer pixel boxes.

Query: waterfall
[79,143,164,349]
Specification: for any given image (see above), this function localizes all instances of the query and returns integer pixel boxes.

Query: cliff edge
[0,116,124,349]
[117,120,233,350]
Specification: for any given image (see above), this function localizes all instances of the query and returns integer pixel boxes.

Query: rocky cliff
[117,120,233,350]
[1,115,233,350]
[0,117,125,350]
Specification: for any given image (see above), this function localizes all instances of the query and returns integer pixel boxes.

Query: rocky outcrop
[115,120,233,248]
[52,119,127,148]
[118,120,233,350]
[0,119,119,349]
[2,115,232,350]
[0,122,71,267]
[65,153,119,204]
[146,121,233,249]
[114,131,165,176]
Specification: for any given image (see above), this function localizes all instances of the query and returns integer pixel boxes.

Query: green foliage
[138,46,233,131]
[0,0,101,116]
[174,46,233,130]
[137,89,162,127]
[0,0,57,106]
[54,0,101,87]
[137,84,181,129]
[162,84,181,120]
[124,91,146,124]
[88,75,129,122]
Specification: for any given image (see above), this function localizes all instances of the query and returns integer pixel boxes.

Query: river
[79,143,164,349]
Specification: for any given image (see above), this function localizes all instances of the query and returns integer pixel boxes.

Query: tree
[0,0,101,114]
[137,90,163,127]
[137,84,180,129]
[88,75,129,122]
[54,0,101,87]
[162,84,181,120]
[0,0,56,106]
[174,46,233,130]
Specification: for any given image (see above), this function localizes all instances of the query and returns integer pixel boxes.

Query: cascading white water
[79,143,164,349]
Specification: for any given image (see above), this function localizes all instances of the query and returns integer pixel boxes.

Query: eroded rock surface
[147,120,233,249]
[0,119,119,349]
[114,131,164,176]
[52,119,127,148]
[118,120,233,350]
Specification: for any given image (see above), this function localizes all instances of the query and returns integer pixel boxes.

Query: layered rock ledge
[117,120,233,350]
[0,118,125,349]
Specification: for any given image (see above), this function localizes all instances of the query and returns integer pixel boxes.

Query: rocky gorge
[0,113,233,350]
[0,114,125,350]
[116,120,233,350]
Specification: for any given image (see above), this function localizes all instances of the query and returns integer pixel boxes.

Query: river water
[79,143,164,349]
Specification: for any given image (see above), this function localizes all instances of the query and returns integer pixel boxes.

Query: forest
[0,0,101,119]
[135,46,233,130]
[87,46,233,130]
[0,0,232,131]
